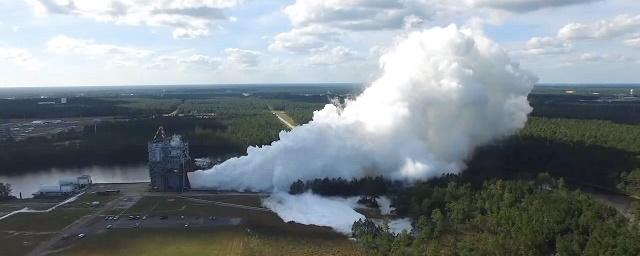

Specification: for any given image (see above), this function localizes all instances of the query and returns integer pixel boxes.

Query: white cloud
[25,0,242,39]
[223,48,261,69]
[0,47,44,70]
[149,49,262,71]
[269,26,342,53]
[46,35,228,71]
[176,54,222,69]
[47,35,152,66]
[523,36,572,55]
[558,14,640,41]
[45,35,264,72]
[564,52,637,64]
[466,0,602,13]
[307,46,361,66]
[369,45,389,58]
[172,28,210,39]
[272,0,448,55]
[624,37,640,48]
[283,0,437,31]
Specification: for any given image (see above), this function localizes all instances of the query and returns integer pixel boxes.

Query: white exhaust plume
[191,25,535,191]
[263,192,365,234]
[190,25,535,233]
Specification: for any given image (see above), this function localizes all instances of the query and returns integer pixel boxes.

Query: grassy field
[0,198,62,214]
[52,195,364,256]
[0,207,92,256]
[67,192,120,209]
[0,208,92,232]
[121,196,317,232]
[53,227,363,256]
[0,231,52,256]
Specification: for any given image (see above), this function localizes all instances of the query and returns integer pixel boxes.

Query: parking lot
[98,215,242,230]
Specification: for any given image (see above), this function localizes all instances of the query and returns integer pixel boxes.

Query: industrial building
[148,127,192,192]
[33,175,92,197]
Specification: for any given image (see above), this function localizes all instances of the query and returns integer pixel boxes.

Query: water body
[0,164,149,198]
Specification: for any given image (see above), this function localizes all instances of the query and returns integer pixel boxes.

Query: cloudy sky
[0,0,639,87]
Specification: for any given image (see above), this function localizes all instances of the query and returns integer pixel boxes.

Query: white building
[33,185,68,197]
[33,175,92,197]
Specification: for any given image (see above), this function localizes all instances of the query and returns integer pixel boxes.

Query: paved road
[28,183,148,256]
[176,195,270,212]
[271,111,296,129]
[27,184,270,255]
[0,192,85,221]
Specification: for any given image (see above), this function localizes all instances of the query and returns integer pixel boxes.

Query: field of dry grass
[53,227,364,256]
[53,194,364,256]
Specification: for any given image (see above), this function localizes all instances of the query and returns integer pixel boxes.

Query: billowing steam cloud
[190,25,535,233]
[191,25,535,191]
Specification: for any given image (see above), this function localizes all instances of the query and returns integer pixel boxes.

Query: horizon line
[2,82,640,89]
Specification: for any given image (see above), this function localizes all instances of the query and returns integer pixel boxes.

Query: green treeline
[460,117,640,191]
[0,96,301,173]
[618,169,640,196]
[353,175,640,255]
[0,97,182,119]
[520,117,640,153]
[529,94,640,124]
[289,177,391,197]
[0,115,284,174]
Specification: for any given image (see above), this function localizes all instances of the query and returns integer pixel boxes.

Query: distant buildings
[33,175,92,197]
[148,127,192,192]
[0,119,82,141]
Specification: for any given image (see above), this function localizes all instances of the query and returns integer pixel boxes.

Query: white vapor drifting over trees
[190,25,536,232]
[191,25,535,191]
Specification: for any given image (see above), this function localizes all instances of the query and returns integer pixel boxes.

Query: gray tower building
[148,127,192,192]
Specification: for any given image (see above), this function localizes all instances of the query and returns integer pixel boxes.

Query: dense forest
[0,96,293,174]
[528,93,640,124]
[462,117,640,191]
[289,177,393,197]
[352,175,640,255]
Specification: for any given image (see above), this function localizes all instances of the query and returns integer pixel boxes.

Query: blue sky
[0,0,639,87]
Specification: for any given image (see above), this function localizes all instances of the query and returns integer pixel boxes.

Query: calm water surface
[0,164,149,198]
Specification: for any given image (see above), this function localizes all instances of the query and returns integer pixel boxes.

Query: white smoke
[190,24,535,233]
[263,192,364,234]
[191,25,534,191]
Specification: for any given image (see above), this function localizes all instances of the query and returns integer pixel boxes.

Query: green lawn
[0,208,92,232]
